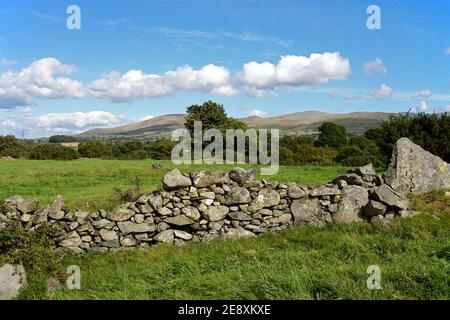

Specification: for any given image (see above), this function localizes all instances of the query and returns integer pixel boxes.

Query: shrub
[78,140,112,158]
[145,140,177,160]
[29,144,79,160]
[315,122,348,149]
[0,135,28,158]
[48,135,77,143]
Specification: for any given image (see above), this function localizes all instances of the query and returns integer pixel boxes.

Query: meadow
[0,159,349,210]
[0,159,448,300]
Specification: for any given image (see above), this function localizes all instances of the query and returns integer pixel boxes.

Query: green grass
[0,159,349,211]
[17,191,449,300]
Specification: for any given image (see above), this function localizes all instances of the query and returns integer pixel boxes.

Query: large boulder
[373,184,409,210]
[0,264,27,300]
[384,138,450,195]
[162,169,192,190]
[229,167,256,185]
[333,185,369,223]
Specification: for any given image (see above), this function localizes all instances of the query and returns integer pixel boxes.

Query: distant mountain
[77,111,394,139]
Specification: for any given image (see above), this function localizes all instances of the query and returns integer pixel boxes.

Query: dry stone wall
[0,138,446,254]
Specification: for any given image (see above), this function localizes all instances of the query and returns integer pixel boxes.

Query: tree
[29,144,79,160]
[0,135,28,158]
[185,100,248,134]
[144,139,177,159]
[78,141,112,158]
[49,135,77,143]
[315,122,348,148]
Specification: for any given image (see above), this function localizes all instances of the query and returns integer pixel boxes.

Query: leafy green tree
[29,144,79,160]
[144,140,177,159]
[185,100,248,134]
[78,141,112,158]
[49,135,77,143]
[0,135,28,158]
[315,122,348,149]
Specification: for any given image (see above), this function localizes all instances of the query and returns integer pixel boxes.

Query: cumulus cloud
[417,89,433,98]
[35,111,122,132]
[363,58,387,75]
[372,84,392,100]
[249,109,269,117]
[237,52,351,92]
[411,101,429,113]
[88,64,236,102]
[0,57,85,108]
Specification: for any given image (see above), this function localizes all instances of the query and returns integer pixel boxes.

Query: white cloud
[372,84,392,100]
[445,47,450,55]
[363,58,387,75]
[411,101,429,113]
[238,52,351,92]
[139,115,154,121]
[0,57,85,108]
[36,111,122,132]
[249,109,269,117]
[0,58,17,67]
[418,89,433,98]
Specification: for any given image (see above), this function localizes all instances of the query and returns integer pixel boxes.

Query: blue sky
[0,0,449,137]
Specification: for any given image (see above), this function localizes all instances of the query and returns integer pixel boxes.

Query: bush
[335,136,387,167]
[78,140,112,158]
[49,135,77,143]
[29,144,79,160]
[0,135,28,158]
[293,145,337,165]
[315,122,348,149]
[145,140,177,160]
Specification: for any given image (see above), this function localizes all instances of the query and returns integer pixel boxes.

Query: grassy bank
[0,159,349,210]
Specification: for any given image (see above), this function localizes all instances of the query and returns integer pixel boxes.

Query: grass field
[16,191,449,300]
[1,159,448,300]
[0,159,349,211]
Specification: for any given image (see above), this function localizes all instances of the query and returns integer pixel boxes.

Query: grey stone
[154,229,175,243]
[109,205,135,222]
[310,186,341,197]
[287,183,306,198]
[163,169,192,190]
[148,194,163,210]
[164,215,195,226]
[229,167,255,185]
[99,229,118,241]
[223,227,256,239]
[202,205,229,221]
[348,163,376,176]
[59,231,82,247]
[217,186,252,205]
[174,230,193,240]
[92,219,114,229]
[333,185,369,223]
[0,264,27,300]
[271,213,292,224]
[373,184,409,210]
[371,215,391,229]
[364,200,387,217]
[182,207,201,221]
[16,198,39,214]
[384,138,450,195]
[120,235,138,247]
[192,170,230,188]
[46,277,62,294]
[249,188,280,211]
[290,198,330,227]
[227,211,253,221]
[117,221,157,234]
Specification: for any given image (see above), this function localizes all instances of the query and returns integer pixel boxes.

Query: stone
[223,227,256,239]
[192,170,230,188]
[227,212,253,221]
[271,213,292,224]
[46,277,62,294]
[364,200,387,217]
[0,264,27,300]
[152,163,164,169]
[182,207,201,221]
[109,205,135,222]
[249,188,280,211]
[333,173,367,187]
[290,198,330,227]
[134,214,145,224]
[287,183,306,198]
[164,215,195,226]
[229,167,256,185]
[117,222,157,234]
[202,205,229,221]
[384,138,450,195]
[99,229,118,241]
[310,186,341,197]
[163,169,192,190]
[174,230,193,240]
[120,235,138,247]
[348,163,376,176]
[157,207,172,216]
[148,194,163,210]
[16,198,39,214]
[154,229,175,243]
[371,215,391,229]
[92,219,114,229]
[373,184,409,210]
[217,186,252,205]
[20,214,31,223]
[32,210,48,224]
[59,231,82,247]
[333,185,369,223]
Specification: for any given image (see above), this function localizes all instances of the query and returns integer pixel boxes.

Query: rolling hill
[77,111,394,139]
